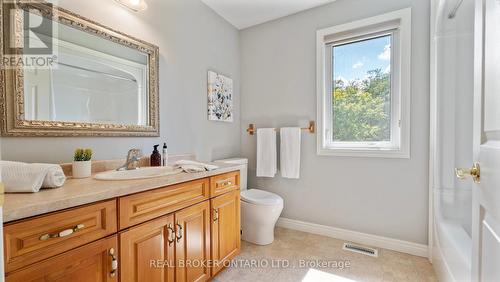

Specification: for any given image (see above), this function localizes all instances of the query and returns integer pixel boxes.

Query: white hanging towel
[280,127,301,179]
[256,128,277,177]
[0,161,66,193]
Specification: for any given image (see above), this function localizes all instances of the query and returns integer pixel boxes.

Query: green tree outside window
[333,68,391,142]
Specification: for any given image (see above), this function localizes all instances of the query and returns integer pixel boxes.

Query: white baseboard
[277,217,429,258]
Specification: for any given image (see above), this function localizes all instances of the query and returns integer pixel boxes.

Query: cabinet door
[120,214,175,282]
[6,235,118,282]
[175,201,211,282]
[211,190,241,276]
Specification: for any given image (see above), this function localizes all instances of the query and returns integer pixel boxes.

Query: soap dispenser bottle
[162,143,168,166]
[150,145,161,167]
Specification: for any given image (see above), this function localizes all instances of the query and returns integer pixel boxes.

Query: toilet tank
[213,158,248,191]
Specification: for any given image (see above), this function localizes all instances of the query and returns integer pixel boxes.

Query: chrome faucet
[117,149,142,171]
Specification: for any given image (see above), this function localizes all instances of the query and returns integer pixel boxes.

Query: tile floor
[213,227,437,282]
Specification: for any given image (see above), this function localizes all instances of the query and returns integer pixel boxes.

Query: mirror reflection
[23,12,150,126]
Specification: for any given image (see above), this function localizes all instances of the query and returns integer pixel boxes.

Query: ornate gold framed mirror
[0,0,159,136]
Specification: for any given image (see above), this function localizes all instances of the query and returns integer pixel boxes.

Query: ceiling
[201,0,337,30]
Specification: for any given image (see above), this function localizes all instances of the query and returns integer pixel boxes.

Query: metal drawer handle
[39,224,85,241]
[176,222,183,243]
[109,248,118,278]
[213,209,219,222]
[222,180,232,186]
[167,223,175,246]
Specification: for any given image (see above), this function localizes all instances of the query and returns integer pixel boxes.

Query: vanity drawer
[4,199,117,273]
[6,235,118,282]
[210,171,240,197]
[119,178,210,229]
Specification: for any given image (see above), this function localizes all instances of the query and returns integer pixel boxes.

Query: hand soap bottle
[150,145,161,167]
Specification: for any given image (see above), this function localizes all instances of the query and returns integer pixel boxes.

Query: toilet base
[241,201,283,246]
[242,225,276,245]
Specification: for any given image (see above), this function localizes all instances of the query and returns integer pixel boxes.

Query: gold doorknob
[455,162,480,183]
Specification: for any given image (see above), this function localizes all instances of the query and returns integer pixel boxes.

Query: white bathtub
[430,0,474,281]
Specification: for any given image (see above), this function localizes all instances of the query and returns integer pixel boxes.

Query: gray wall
[1,0,241,163]
[1,0,430,245]
[240,0,430,244]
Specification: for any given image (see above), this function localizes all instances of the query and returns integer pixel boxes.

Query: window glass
[332,35,392,143]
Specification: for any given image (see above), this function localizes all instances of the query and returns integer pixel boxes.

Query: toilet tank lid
[213,158,248,165]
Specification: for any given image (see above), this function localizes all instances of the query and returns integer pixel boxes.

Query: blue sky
[333,35,391,82]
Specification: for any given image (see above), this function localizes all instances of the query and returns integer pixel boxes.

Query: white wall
[240,0,430,244]
[1,0,240,163]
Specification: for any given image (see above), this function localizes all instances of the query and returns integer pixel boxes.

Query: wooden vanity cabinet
[3,171,241,282]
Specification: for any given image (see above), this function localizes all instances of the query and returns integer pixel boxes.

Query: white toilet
[214,158,284,245]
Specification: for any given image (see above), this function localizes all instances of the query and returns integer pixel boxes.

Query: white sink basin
[94,166,183,181]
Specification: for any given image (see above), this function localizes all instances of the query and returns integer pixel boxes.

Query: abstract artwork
[207,70,233,122]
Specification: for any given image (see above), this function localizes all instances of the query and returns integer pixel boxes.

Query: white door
[468,0,500,281]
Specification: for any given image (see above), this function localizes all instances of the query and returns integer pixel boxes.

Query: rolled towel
[1,161,66,193]
[173,160,218,173]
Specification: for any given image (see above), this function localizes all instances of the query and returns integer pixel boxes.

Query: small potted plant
[72,148,93,179]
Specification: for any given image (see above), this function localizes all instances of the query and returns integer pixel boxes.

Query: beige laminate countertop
[3,163,242,223]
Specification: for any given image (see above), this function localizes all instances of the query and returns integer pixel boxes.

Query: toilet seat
[241,189,283,206]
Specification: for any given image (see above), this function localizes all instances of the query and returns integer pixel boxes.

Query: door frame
[429,0,438,265]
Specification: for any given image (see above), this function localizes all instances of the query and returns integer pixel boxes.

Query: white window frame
[316,8,411,158]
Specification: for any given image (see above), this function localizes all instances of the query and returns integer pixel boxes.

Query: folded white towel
[256,128,277,177]
[173,160,218,173]
[1,161,66,193]
[280,127,301,179]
